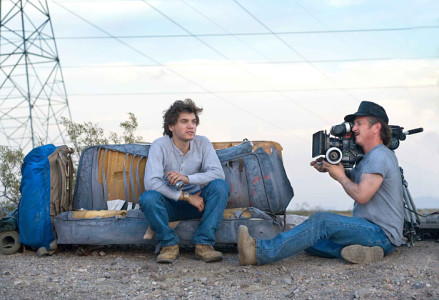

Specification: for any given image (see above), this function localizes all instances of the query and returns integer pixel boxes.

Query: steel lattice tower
[0,0,73,150]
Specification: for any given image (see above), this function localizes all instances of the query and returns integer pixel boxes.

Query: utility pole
[0,0,74,150]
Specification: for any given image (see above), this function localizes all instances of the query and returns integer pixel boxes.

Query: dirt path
[1,241,438,299]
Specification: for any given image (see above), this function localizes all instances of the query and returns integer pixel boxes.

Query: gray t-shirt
[351,144,404,246]
[144,135,225,201]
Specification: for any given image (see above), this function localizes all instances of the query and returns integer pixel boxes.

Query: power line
[232,0,361,104]
[293,0,364,59]
[50,1,438,134]
[51,24,439,40]
[51,0,306,139]
[39,56,436,69]
[3,55,434,70]
[179,0,273,62]
[66,84,437,96]
[141,0,332,124]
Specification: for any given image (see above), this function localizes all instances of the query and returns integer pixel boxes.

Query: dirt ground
[1,240,438,299]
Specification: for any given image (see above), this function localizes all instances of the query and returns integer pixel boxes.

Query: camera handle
[400,166,421,247]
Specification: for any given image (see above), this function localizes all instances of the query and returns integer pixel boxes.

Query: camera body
[313,122,423,169]
[312,122,363,169]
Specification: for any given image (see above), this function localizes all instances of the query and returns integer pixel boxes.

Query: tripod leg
[405,187,421,224]
[402,186,416,246]
[400,167,420,246]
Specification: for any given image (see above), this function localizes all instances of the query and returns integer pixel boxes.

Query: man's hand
[310,157,328,173]
[187,191,204,212]
[322,161,346,182]
[166,171,189,185]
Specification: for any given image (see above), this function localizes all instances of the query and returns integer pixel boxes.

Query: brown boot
[195,244,223,263]
[238,225,256,266]
[341,245,384,264]
[157,244,179,263]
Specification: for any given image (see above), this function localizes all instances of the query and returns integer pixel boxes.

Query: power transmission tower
[0,0,74,150]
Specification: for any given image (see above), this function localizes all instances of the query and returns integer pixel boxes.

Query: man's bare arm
[321,161,383,204]
[338,173,383,204]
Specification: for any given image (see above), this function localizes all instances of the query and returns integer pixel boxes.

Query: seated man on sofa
[139,99,230,263]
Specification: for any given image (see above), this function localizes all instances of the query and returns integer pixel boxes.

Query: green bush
[0,113,144,217]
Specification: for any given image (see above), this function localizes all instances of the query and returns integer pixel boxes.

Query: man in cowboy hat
[238,101,404,265]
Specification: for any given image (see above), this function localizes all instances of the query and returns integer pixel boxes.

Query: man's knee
[308,211,335,223]
[207,179,230,201]
[139,190,163,211]
[209,179,230,194]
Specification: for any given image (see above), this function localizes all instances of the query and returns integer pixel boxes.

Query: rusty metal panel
[73,144,150,210]
[97,149,147,202]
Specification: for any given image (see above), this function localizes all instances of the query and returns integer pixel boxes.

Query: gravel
[1,241,438,299]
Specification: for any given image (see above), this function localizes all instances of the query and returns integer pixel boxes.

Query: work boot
[238,225,256,266]
[341,245,384,264]
[157,244,179,264]
[195,244,223,263]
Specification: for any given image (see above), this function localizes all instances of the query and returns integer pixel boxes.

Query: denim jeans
[139,179,230,247]
[256,212,396,265]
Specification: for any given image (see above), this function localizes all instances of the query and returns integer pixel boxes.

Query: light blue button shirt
[144,135,225,200]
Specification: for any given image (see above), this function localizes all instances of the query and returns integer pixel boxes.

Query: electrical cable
[51,0,307,140]
[141,0,332,124]
[179,0,273,62]
[66,84,437,96]
[232,0,361,104]
[404,205,439,218]
[293,0,364,58]
[6,55,439,69]
[52,25,439,40]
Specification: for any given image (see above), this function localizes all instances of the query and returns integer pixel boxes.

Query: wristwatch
[183,192,190,202]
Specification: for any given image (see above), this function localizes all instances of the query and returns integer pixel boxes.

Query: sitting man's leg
[139,190,186,263]
[239,212,395,265]
[305,239,343,258]
[193,179,230,262]
[305,238,394,264]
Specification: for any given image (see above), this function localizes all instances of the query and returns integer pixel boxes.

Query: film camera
[312,122,423,169]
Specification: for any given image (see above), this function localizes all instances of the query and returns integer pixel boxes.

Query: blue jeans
[256,212,396,265]
[139,179,230,247]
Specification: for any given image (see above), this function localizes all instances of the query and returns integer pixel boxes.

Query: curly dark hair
[163,99,203,137]
[367,116,392,147]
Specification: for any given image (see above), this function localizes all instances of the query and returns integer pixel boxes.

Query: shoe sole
[157,254,179,264]
[238,225,256,266]
[341,245,384,264]
[157,258,176,264]
[196,255,223,263]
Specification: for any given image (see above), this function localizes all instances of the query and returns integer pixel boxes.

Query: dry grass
[288,208,438,217]
[287,209,352,217]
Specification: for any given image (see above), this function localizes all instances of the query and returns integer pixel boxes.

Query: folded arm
[186,138,224,185]
[144,143,181,201]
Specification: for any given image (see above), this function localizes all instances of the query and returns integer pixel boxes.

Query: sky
[2,0,439,210]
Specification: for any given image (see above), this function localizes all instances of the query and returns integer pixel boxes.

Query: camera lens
[326,147,342,164]
[330,122,352,137]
